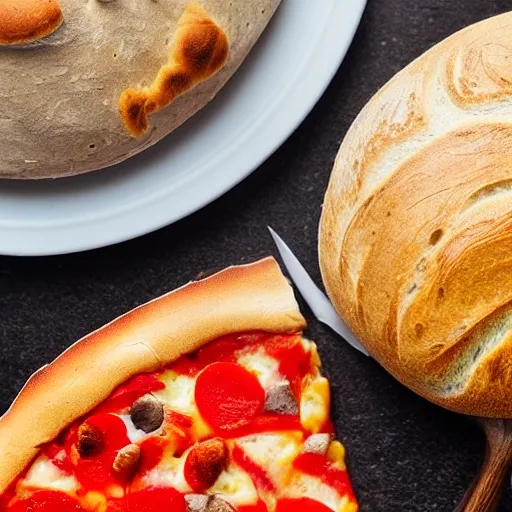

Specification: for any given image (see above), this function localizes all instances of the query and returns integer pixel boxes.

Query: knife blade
[268,227,369,357]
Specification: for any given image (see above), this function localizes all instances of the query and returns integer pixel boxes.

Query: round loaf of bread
[319,11,512,418]
[0,0,280,179]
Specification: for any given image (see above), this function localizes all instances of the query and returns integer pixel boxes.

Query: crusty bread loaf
[0,0,280,178]
[0,257,306,494]
[319,11,512,419]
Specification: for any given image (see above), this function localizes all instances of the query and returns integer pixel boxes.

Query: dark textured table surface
[1,1,512,511]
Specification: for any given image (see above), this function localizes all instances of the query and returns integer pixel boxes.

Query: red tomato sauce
[5,491,85,512]
[276,498,334,512]
[171,332,306,379]
[293,453,356,502]
[164,410,195,456]
[126,487,185,512]
[96,373,165,414]
[227,414,305,438]
[42,444,74,475]
[238,502,268,512]
[232,445,275,492]
[104,498,125,512]
[137,437,165,475]
[256,335,312,398]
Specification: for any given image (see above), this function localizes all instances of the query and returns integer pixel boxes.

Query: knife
[268,227,369,357]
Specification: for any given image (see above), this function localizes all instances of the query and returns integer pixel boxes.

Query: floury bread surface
[320,11,512,418]
[0,0,280,178]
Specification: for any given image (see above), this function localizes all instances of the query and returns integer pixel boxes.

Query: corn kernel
[310,343,322,368]
[300,376,331,433]
[327,441,346,464]
[339,502,358,512]
[84,491,107,511]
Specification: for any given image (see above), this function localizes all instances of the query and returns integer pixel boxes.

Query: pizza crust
[0,257,306,494]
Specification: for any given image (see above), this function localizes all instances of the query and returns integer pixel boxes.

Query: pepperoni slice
[7,491,84,512]
[126,487,185,512]
[68,413,131,490]
[276,498,334,512]
[195,362,265,432]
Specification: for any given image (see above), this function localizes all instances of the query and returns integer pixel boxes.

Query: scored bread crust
[0,257,306,494]
[319,11,512,419]
[0,0,281,178]
[0,0,63,45]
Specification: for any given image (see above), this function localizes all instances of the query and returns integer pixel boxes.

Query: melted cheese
[237,349,282,389]
[143,446,191,494]
[210,464,259,506]
[155,372,196,413]
[21,455,78,493]
[145,452,258,507]
[118,414,158,443]
[287,473,342,511]
[339,497,359,512]
[12,336,354,512]
[155,371,212,439]
[237,433,302,488]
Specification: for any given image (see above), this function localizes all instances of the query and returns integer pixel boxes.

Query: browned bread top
[319,11,512,418]
[0,0,280,178]
[0,0,63,44]
[118,4,229,137]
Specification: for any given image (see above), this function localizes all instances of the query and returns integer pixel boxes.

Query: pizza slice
[0,258,358,512]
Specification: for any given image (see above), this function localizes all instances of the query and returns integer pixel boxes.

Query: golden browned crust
[319,11,512,419]
[0,257,306,494]
[119,4,229,137]
[0,0,62,45]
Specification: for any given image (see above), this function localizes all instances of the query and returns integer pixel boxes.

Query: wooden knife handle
[456,419,512,512]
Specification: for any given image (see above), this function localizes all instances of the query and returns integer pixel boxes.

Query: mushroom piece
[185,438,229,491]
[264,382,299,415]
[207,497,235,512]
[76,423,104,457]
[185,494,210,512]
[185,495,235,512]
[304,433,333,456]
[113,444,141,481]
[130,394,164,433]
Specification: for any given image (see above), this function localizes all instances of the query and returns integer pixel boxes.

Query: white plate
[0,0,367,256]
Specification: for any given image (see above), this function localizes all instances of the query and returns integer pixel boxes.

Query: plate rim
[0,0,367,256]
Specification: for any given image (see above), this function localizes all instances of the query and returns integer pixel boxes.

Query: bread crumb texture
[119,3,229,137]
[0,0,63,44]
